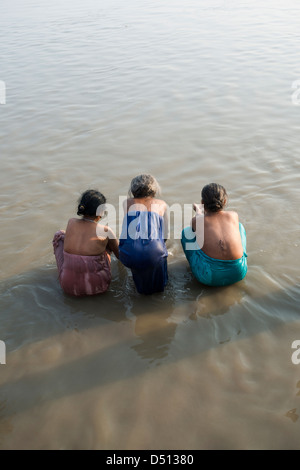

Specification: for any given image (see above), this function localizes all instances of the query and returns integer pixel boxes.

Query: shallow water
[0,0,300,450]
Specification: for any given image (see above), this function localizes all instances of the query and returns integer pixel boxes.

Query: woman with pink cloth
[52,190,119,296]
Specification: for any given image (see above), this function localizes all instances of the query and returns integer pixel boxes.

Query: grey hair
[129,174,161,198]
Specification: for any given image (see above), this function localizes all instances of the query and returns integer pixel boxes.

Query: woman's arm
[106,226,119,259]
[193,203,204,215]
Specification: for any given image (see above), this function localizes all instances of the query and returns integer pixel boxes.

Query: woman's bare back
[126,197,167,217]
[192,210,243,260]
[63,218,112,256]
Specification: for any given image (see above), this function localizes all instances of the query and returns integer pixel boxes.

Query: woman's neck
[82,216,100,223]
[204,210,223,217]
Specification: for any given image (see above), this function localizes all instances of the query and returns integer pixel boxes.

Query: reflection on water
[130,299,178,365]
[1,0,300,450]
[0,262,300,449]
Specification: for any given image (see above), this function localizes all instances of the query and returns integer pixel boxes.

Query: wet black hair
[201,183,227,212]
[77,189,106,217]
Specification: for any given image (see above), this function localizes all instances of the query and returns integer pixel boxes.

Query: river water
[0,0,300,450]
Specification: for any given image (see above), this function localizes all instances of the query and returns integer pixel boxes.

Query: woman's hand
[193,203,204,215]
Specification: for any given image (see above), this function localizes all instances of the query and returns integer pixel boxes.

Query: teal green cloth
[181,223,247,286]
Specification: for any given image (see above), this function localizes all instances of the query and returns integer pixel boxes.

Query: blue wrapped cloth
[119,211,168,294]
[181,223,247,286]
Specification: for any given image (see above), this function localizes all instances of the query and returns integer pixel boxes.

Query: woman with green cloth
[181,183,247,286]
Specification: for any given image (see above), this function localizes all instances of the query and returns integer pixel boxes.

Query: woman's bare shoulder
[153,198,167,208]
[226,210,239,217]
[125,198,135,211]
[151,198,167,216]
[224,210,239,222]
[66,218,79,227]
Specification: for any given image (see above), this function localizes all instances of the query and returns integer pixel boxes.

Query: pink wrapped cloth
[52,230,111,296]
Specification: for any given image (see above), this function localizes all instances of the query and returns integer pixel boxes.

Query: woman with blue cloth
[119,174,168,295]
[181,183,247,287]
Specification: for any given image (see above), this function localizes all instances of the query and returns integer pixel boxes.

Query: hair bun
[77,189,107,217]
[77,204,86,216]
